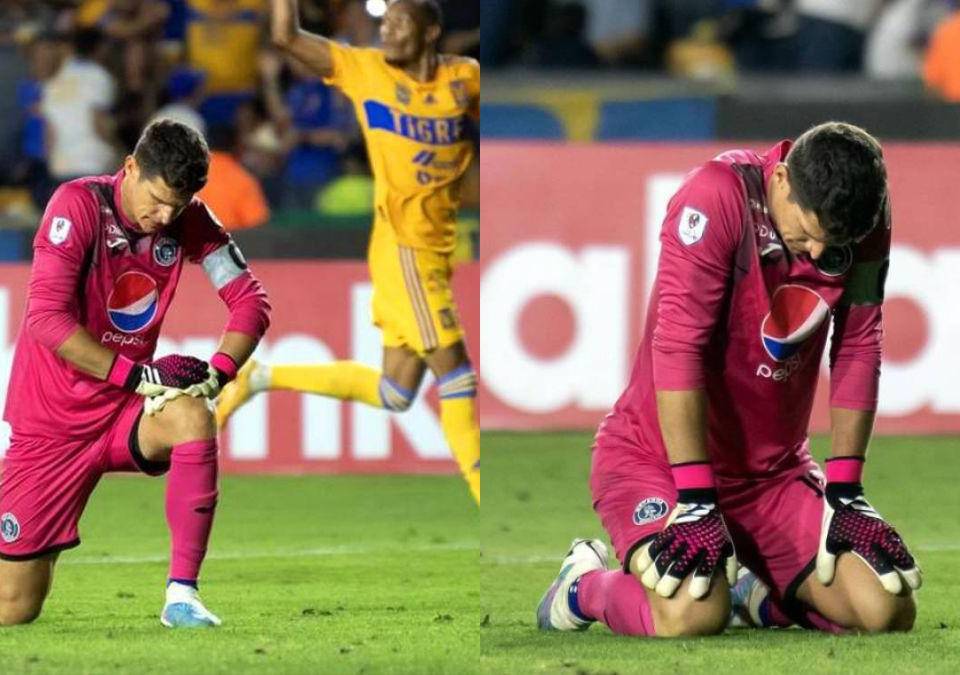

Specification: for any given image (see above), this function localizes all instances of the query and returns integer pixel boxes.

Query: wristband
[210,352,239,384]
[106,354,140,390]
[671,461,717,503]
[671,461,716,490]
[825,456,864,484]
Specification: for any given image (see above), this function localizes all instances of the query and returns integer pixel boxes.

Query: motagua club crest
[153,236,179,267]
[815,244,853,277]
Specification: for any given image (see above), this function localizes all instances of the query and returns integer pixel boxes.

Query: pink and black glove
[816,457,922,594]
[633,462,738,599]
[107,353,211,397]
[193,352,239,398]
[155,352,239,401]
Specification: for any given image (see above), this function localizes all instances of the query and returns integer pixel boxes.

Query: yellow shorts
[368,221,464,356]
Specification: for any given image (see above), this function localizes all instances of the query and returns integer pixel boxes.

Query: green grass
[0,475,479,674]
[481,432,960,674]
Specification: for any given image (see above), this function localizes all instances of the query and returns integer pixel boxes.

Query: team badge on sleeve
[1,512,20,543]
[633,497,669,525]
[49,216,72,245]
[678,207,708,245]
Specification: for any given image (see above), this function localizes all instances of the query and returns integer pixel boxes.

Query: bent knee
[656,602,729,637]
[0,598,44,626]
[855,593,916,633]
[379,376,416,412]
[160,396,216,441]
[651,581,731,638]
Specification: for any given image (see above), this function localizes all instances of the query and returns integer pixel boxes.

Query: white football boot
[161,582,222,628]
[537,538,609,631]
[729,567,772,628]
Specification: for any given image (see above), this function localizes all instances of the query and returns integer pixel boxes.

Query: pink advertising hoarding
[479,142,960,434]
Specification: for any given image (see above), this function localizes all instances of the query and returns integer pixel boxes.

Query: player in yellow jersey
[216,0,480,505]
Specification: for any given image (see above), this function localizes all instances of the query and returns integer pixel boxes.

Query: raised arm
[270,0,335,78]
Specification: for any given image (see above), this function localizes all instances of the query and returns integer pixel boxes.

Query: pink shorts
[590,434,825,607]
[0,395,168,560]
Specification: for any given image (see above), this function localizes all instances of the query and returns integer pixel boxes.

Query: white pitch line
[483,543,960,566]
[62,541,478,566]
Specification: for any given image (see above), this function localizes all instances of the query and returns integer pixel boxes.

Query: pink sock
[166,439,218,584]
[576,570,656,636]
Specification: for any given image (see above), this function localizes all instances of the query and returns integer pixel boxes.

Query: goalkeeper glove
[816,457,922,595]
[182,352,239,399]
[107,353,210,397]
[143,353,240,416]
[632,461,738,599]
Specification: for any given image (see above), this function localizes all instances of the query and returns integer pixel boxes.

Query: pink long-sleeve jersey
[4,170,271,440]
[597,141,890,477]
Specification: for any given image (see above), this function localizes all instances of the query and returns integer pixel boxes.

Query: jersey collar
[111,168,144,234]
[762,140,792,184]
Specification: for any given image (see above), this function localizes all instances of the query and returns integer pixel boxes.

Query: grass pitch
[482,432,960,674]
[0,474,478,674]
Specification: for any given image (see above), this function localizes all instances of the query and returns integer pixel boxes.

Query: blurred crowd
[0,0,479,230]
[482,0,960,89]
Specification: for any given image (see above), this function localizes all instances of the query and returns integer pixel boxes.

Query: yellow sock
[269,362,383,408]
[440,396,480,506]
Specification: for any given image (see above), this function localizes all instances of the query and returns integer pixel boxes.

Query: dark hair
[396,0,443,29]
[785,121,887,244]
[133,119,209,196]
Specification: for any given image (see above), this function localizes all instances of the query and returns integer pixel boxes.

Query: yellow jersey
[186,0,265,94]
[324,41,479,253]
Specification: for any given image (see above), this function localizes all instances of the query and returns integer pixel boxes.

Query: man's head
[768,121,887,259]
[380,0,442,66]
[122,119,209,232]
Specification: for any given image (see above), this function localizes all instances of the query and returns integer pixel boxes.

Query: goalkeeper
[538,122,920,637]
[0,120,270,628]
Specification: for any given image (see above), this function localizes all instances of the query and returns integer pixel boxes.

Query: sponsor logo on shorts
[1,512,20,543]
[438,307,458,330]
[633,497,668,525]
[153,236,179,267]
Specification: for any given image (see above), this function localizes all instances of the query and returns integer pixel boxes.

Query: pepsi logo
[107,271,158,333]
[760,284,829,361]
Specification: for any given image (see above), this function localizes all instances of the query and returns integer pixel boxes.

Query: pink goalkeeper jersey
[597,141,890,478]
[4,170,270,440]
